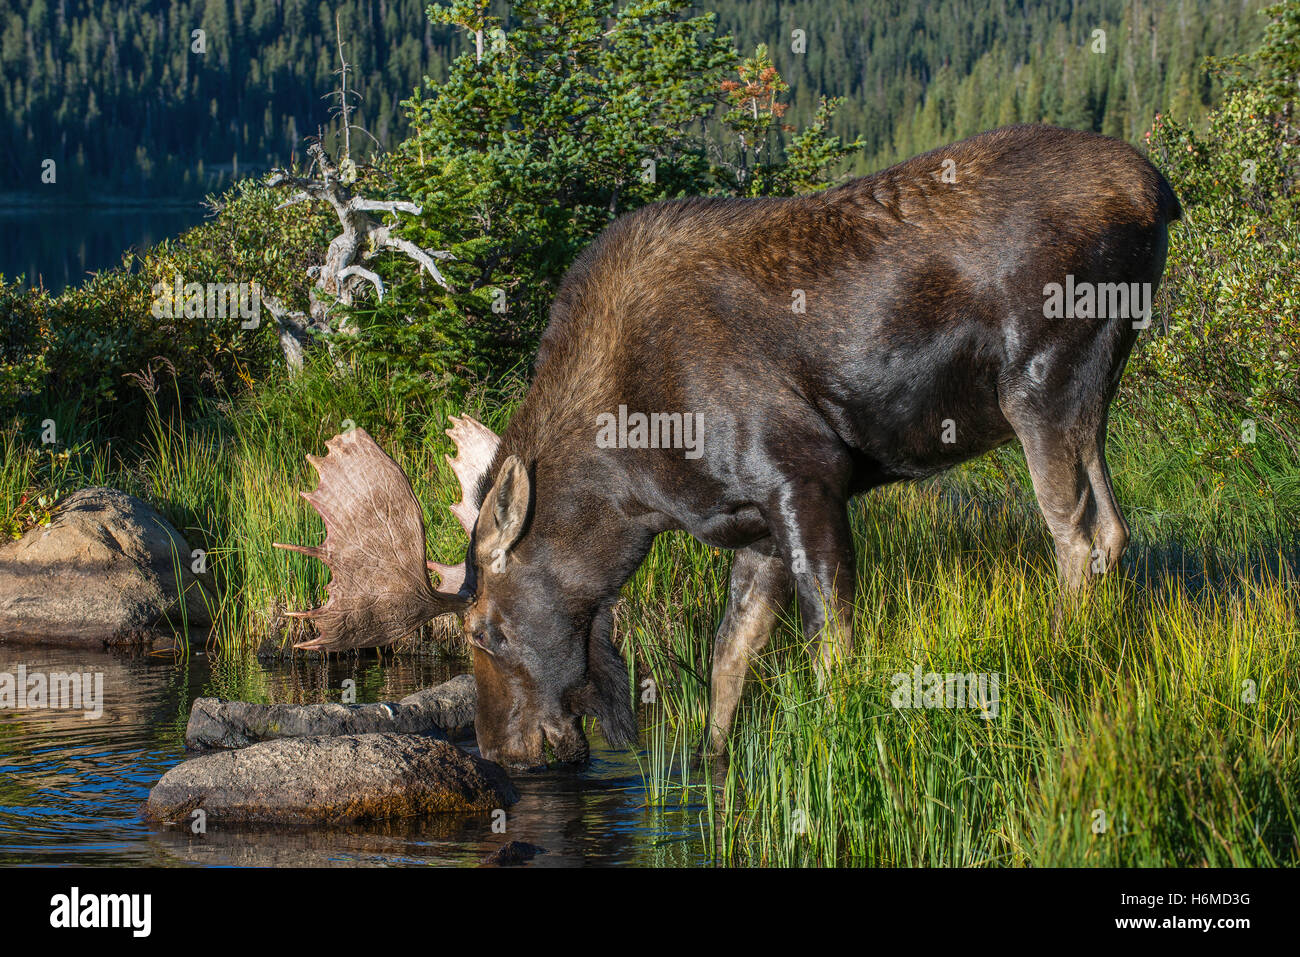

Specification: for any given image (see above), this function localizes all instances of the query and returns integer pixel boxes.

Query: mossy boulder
[0,487,213,646]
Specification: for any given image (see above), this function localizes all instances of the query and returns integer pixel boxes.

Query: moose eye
[471,623,507,654]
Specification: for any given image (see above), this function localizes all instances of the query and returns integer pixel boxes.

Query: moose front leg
[768,480,856,674]
[706,545,792,757]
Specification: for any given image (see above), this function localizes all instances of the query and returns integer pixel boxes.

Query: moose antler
[445,414,500,534]
[426,415,500,595]
[274,419,498,652]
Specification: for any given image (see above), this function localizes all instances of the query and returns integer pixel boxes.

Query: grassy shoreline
[3,358,1296,866]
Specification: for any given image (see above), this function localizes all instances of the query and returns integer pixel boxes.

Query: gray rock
[186,673,476,749]
[398,673,477,730]
[144,732,516,825]
[0,487,214,646]
[480,840,546,867]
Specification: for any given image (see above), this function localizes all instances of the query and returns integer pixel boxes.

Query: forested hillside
[0,0,1271,194]
[0,0,453,194]
[716,0,1274,171]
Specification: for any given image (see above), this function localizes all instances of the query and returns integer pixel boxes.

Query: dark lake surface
[0,645,705,867]
[0,198,209,294]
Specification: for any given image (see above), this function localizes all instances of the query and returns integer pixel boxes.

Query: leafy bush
[341,0,857,391]
[0,266,154,438]
[0,180,333,442]
[1125,6,1299,479]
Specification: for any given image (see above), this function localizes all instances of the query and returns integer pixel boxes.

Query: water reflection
[0,200,208,294]
[0,646,705,867]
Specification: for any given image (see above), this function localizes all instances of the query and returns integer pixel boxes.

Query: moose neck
[490,369,656,600]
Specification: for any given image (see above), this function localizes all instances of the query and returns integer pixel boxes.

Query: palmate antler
[274,417,500,652]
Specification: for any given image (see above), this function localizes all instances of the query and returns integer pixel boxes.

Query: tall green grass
[621,470,1299,866]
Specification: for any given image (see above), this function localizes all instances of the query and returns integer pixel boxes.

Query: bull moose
[276,124,1181,768]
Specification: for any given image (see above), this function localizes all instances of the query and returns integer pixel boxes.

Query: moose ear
[476,455,532,561]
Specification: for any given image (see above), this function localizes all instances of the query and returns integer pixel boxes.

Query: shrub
[1127,61,1299,478]
[0,180,334,443]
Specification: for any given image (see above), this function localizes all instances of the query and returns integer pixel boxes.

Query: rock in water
[185,674,478,749]
[0,487,214,645]
[480,840,546,867]
[398,673,477,730]
[144,733,516,825]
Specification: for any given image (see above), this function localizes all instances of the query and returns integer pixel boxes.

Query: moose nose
[543,717,589,766]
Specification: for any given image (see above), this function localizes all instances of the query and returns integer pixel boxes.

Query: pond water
[0,198,209,294]
[0,645,706,867]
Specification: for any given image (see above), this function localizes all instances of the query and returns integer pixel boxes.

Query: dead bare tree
[261,16,454,372]
[264,141,454,370]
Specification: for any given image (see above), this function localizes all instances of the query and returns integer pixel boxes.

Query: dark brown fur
[456,125,1180,766]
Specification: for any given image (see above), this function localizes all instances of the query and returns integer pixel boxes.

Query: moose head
[274,418,637,770]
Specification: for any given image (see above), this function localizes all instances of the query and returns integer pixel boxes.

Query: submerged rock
[0,487,213,646]
[480,840,546,867]
[397,672,477,728]
[144,732,516,825]
[185,673,477,748]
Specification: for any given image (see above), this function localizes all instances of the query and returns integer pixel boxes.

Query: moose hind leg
[767,479,856,673]
[1014,424,1097,591]
[1082,429,1130,574]
[706,546,792,757]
